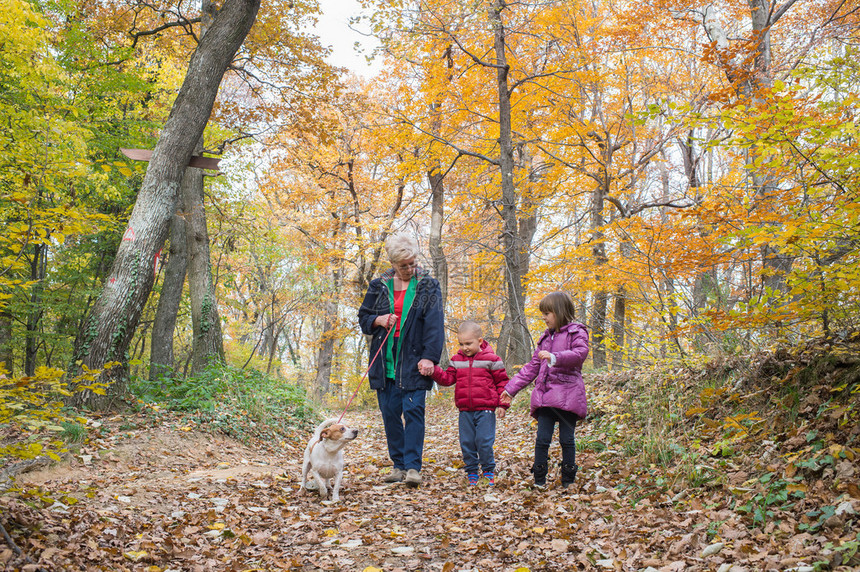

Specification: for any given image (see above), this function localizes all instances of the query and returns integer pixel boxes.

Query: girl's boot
[531,463,548,488]
[561,463,578,487]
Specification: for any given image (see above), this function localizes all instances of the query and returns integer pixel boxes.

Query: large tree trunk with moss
[71,0,260,408]
[182,163,225,374]
[149,213,188,381]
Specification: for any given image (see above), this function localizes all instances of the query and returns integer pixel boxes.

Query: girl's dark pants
[533,407,578,485]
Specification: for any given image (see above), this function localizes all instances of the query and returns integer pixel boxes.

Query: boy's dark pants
[458,410,496,475]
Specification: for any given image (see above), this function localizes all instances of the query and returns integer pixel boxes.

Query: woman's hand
[538,350,553,361]
[499,391,512,406]
[417,359,434,376]
[374,313,398,330]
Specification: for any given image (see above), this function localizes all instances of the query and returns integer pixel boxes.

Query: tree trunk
[314,259,342,399]
[704,1,795,295]
[590,162,608,369]
[284,331,300,368]
[149,212,187,381]
[427,45,453,368]
[265,317,279,375]
[182,161,225,374]
[658,151,681,355]
[427,166,449,367]
[611,285,625,370]
[25,243,47,376]
[491,0,531,367]
[747,0,794,293]
[184,0,225,375]
[0,306,12,376]
[591,290,607,369]
[314,294,337,400]
[678,135,718,352]
[71,0,260,408]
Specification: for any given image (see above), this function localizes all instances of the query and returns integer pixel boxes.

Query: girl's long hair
[538,291,576,330]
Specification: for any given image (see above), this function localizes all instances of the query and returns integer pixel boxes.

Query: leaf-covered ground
[3,362,860,571]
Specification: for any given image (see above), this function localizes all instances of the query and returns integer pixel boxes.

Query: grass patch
[130,364,318,444]
[60,421,87,443]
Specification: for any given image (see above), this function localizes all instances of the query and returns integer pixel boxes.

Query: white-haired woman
[358,233,444,487]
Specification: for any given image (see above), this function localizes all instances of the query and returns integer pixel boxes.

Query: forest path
[9,402,823,571]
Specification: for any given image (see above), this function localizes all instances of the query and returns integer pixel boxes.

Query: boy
[432,321,509,485]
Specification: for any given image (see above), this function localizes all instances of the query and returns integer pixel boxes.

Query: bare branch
[771,0,800,24]
[401,117,500,166]
[129,18,202,48]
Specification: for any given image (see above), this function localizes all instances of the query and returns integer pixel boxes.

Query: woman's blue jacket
[357,267,444,391]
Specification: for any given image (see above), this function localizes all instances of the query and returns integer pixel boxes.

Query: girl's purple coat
[504,322,589,419]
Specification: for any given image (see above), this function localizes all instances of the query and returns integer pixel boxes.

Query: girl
[499,291,589,488]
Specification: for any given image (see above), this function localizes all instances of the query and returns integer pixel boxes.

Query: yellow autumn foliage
[0,364,110,465]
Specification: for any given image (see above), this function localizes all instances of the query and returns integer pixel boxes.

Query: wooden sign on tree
[120,148,221,171]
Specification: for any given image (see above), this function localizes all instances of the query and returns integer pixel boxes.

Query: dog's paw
[304,480,319,491]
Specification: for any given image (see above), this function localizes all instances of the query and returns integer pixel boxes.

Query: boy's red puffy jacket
[432,340,510,412]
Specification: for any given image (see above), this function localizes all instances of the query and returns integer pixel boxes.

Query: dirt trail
[4,403,841,571]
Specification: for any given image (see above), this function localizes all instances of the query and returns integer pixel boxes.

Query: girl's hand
[499,391,512,406]
[538,350,553,361]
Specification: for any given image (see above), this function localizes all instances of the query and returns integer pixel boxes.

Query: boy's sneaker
[467,473,479,486]
[482,472,495,485]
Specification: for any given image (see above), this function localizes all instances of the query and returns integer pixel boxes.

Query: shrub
[130,364,317,443]
[0,365,108,469]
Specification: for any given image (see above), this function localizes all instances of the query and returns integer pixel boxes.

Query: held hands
[417,358,434,376]
[499,390,512,407]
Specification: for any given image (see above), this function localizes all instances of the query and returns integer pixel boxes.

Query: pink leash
[336,325,394,424]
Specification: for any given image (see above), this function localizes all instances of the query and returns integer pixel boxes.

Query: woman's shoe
[404,469,422,487]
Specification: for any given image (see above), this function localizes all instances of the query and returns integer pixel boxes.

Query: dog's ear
[320,427,331,439]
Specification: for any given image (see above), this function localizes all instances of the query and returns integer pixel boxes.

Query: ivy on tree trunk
[71,0,260,409]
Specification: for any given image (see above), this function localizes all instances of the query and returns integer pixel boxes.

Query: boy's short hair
[457,321,482,338]
[538,291,577,328]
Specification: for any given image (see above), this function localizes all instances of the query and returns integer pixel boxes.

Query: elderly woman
[358,233,444,487]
